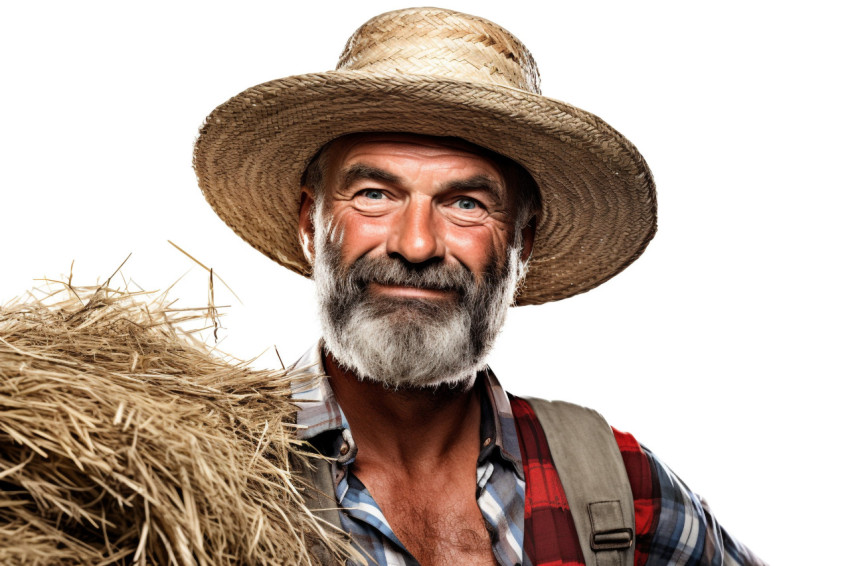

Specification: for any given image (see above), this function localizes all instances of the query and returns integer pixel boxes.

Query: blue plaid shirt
[292,342,763,566]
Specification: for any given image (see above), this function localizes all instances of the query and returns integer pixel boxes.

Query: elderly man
[194,7,764,566]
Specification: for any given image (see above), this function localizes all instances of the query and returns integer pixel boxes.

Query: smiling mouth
[368,282,458,300]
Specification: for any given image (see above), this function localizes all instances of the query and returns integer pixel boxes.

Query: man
[194,7,764,566]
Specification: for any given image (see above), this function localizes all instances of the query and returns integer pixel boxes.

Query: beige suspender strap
[526,398,635,566]
[294,454,345,564]
[300,455,343,530]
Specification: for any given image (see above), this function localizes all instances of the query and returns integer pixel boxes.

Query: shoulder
[634,444,767,565]
[511,396,766,566]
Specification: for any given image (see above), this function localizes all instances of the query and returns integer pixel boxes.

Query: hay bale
[0,281,351,565]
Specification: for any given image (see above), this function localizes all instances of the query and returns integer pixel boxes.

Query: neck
[324,351,482,473]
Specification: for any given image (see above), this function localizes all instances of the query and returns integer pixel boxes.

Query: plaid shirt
[509,398,765,566]
[293,343,764,566]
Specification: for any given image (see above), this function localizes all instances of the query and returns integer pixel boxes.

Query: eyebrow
[444,175,505,199]
[339,164,401,189]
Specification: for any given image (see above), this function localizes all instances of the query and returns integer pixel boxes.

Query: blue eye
[454,198,478,210]
[362,189,384,200]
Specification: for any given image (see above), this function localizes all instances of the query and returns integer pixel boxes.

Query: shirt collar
[291,340,524,478]
[479,367,524,477]
[291,339,348,439]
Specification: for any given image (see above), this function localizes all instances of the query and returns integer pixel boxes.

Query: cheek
[335,213,392,260]
[444,225,511,271]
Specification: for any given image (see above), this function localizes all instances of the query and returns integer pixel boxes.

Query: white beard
[312,215,525,390]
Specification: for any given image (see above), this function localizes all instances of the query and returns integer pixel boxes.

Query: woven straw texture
[0,283,351,565]
[194,7,657,305]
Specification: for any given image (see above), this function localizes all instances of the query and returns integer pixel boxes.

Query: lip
[369,282,456,300]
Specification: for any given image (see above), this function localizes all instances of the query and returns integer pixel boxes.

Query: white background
[2,2,847,564]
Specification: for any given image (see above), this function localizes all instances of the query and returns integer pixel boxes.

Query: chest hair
[374,485,498,566]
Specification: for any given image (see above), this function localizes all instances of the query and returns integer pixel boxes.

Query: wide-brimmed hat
[194,7,657,306]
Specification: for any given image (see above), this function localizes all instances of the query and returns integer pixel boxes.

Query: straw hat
[194,7,657,306]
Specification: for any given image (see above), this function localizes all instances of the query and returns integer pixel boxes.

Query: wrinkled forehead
[325,132,512,190]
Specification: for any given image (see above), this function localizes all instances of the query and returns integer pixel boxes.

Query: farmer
[194,7,764,566]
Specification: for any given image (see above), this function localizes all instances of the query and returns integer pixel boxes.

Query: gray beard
[313,221,524,389]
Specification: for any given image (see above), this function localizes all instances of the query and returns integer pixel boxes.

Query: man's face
[299,134,531,389]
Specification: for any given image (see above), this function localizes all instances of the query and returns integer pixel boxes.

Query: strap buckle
[591,527,634,551]
[588,500,634,551]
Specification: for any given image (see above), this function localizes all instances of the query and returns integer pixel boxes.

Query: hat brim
[193,70,657,306]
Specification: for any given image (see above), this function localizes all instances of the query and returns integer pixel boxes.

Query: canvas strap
[295,454,344,564]
[300,457,342,527]
[526,398,635,566]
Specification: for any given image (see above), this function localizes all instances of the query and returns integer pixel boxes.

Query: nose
[386,197,445,264]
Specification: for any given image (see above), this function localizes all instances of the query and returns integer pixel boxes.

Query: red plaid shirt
[510,397,764,566]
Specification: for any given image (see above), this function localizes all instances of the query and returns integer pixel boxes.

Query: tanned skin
[326,353,497,565]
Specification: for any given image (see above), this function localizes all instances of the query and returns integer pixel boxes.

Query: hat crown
[336,7,542,95]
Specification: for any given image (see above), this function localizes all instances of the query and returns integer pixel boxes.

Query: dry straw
[0,278,352,565]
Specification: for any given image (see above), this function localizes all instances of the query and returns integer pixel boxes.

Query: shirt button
[339,442,350,456]
[483,437,492,447]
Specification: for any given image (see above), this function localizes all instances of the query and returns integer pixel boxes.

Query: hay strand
[0,280,351,564]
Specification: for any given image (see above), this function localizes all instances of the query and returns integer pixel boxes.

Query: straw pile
[0,281,351,565]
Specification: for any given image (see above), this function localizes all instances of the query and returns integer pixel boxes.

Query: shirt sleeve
[612,429,767,566]
[642,447,766,566]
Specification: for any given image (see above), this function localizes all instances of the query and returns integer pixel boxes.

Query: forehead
[325,133,506,182]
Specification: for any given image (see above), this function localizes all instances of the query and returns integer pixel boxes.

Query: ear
[520,218,535,263]
[298,187,316,265]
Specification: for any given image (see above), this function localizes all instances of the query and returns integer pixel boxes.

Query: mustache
[345,255,476,294]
